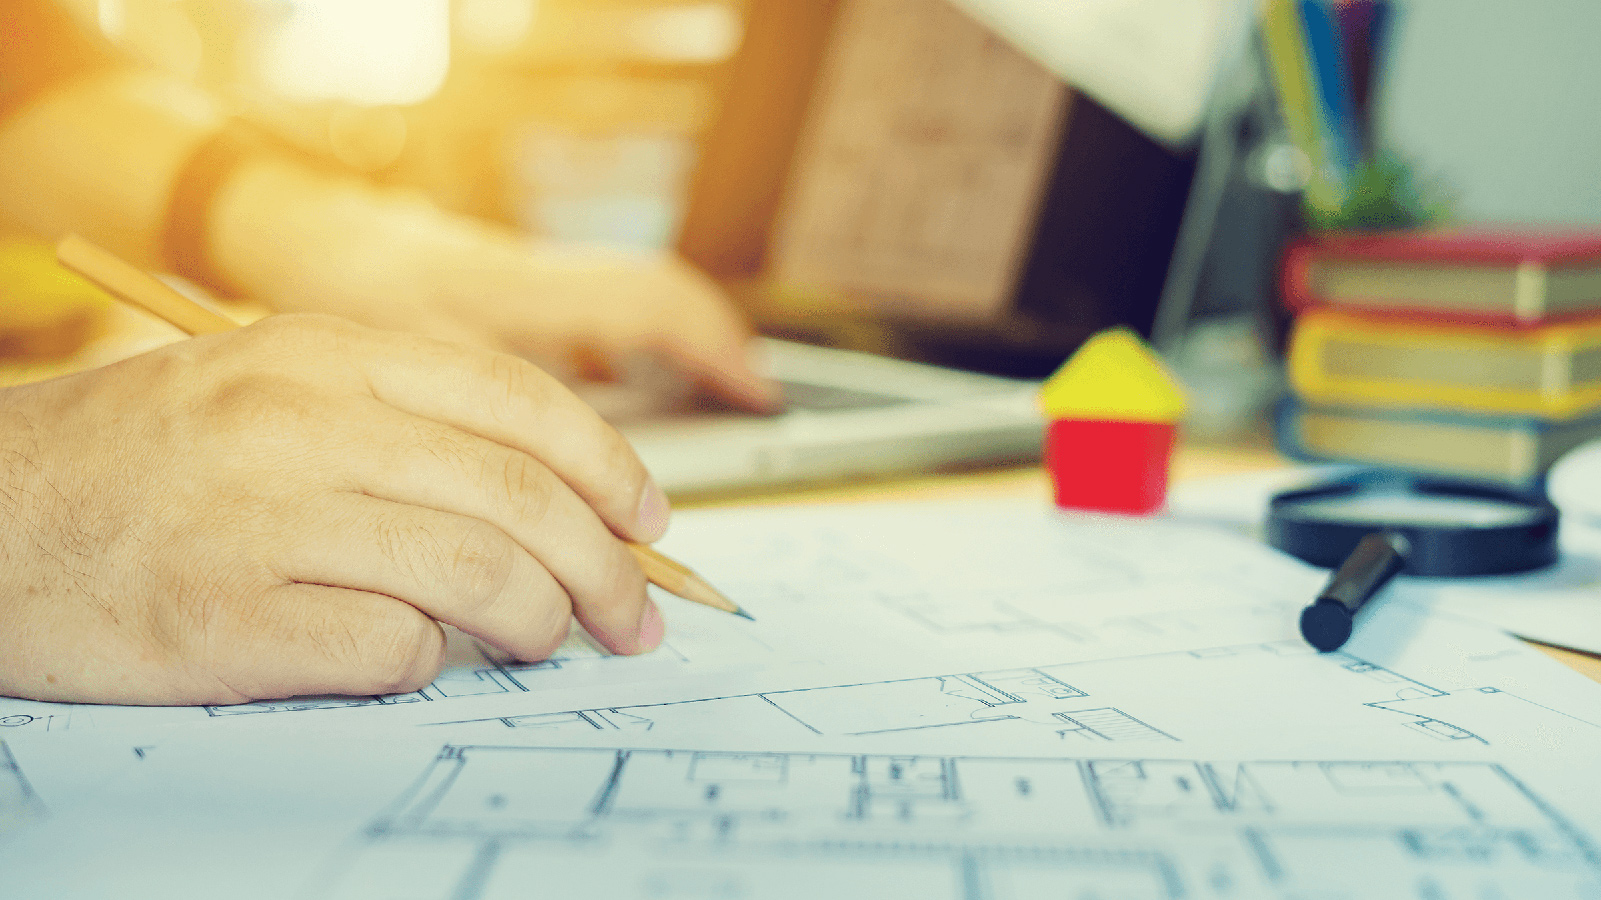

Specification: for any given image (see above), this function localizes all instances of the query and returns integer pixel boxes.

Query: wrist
[206,156,368,305]
[207,158,461,312]
[164,120,365,297]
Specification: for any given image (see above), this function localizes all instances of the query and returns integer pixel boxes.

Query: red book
[1280,228,1601,326]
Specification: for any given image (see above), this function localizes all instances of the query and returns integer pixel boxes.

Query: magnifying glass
[1266,475,1560,652]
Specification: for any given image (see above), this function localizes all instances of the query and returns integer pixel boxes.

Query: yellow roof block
[1039,327,1187,422]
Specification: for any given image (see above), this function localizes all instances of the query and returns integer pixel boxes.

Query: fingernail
[636,476,671,542]
[637,599,665,652]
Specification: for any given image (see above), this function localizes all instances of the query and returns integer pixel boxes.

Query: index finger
[300,317,671,544]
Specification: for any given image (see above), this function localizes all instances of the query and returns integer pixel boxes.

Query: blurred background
[4,0,1601,452]
[3,0,1200,379]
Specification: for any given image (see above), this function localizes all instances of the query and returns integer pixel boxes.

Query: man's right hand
[0,314,670,706]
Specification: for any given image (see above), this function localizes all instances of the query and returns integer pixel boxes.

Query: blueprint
[4,728,1601,900]
[6,603,1601,900]
[6,499,1601,897]
[429,634,1601,760]
[315,745,1601,900]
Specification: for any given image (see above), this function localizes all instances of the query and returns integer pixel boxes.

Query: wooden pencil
[55,233,750,622]
[57,235,240,335]
[627,543,752,620]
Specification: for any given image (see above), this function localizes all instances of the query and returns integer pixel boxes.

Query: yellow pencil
[55,233,751,621]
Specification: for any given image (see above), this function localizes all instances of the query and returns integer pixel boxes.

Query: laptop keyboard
[778,381,913,412]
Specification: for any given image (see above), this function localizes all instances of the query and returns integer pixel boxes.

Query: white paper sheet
[412,608,1601,762]
[15,596,1597,814]
[10,602,1601,892]
[8,642,1601,900]
[0,500,1332,737]
[0,740,47,847]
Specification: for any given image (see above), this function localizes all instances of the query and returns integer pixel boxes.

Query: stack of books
[1277,229,1601,487]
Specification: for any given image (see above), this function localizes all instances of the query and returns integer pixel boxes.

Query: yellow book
[1288,310,1601,419]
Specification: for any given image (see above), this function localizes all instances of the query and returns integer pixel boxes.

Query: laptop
[595,339,1043,494]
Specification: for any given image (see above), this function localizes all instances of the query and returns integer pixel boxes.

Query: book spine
[1278,239,1319,314]
[1286,312,1601,419]
[1279,242,1557,326]
[1284,304,1562,329]
[1276,398,1549,488]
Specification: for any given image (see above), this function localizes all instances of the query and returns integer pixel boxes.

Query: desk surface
[680,444,1601,685]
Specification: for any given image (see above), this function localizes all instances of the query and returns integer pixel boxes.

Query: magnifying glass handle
[1300,530,1409,652]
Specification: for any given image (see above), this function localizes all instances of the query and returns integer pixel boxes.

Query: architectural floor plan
[317,744,1601,900]
[6,501,1601,899]
[433,637,1601,759]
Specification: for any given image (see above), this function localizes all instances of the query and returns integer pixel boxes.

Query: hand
[0,314,671,705]
[210,160,780,412]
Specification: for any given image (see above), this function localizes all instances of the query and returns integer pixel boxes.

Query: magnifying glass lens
[1282,494,1544,528]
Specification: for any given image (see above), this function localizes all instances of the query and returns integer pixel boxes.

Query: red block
[1045,418,1176,515]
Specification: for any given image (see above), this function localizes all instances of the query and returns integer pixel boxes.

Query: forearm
[0,59,412,307]
[0,59,770,405]
[0,69,222,269]
[0,62,390,309]
[207,153,445,307]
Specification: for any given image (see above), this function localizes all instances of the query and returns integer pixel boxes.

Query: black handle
[1299,530,1408,652]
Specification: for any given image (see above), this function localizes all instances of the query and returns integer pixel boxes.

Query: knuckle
[495,451,556,528]
[447,521,519,614]
[357,609,444,695]
[484,353,552,426]
[599,427,649,502]
[203,371,283,416]
[241,314,364,364]
[199,371,321,439]
[516,589,575,662]
[601,547,649,612]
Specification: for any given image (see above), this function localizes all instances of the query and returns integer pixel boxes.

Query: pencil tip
[733,607,756,621]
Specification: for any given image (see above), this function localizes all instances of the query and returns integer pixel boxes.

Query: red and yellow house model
[1039,328,1187,515]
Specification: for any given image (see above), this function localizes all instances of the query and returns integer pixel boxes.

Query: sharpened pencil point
[625,542,744,621]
